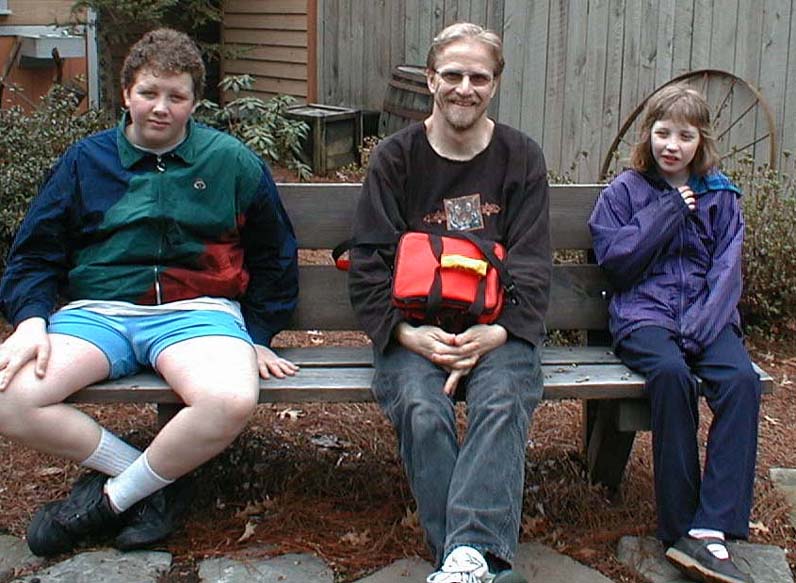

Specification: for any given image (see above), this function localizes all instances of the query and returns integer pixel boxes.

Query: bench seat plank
[64,362,773,405]
[275,345,626,367]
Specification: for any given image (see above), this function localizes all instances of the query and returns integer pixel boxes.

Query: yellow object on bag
[440,254,488,276]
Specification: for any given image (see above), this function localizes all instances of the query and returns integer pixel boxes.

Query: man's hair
[630,83,719,176]
[426,22,505,78]
[121,28,205,100]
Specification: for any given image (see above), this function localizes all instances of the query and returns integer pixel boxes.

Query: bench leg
[583,400,637,491]
[156,403,184,430]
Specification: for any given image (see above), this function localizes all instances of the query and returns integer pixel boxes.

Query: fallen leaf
[764,415,781,426]
[401,508,421,531]
[235,499,275,519]
[277,407,305,421]
[749,520,769,534]
[237,520,257,543]
[38,467,64,477]
[310,434,351,450]
[339,530,371,546]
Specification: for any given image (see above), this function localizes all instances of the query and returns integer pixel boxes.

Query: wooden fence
[316,0,796,182]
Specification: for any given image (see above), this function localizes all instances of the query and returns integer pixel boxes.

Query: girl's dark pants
[616,325,761,543]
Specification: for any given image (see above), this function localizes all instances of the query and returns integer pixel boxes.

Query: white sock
[105,450,174,513]
[80,428,142,476]
[689,528,729,559]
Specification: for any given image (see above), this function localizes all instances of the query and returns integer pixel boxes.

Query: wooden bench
[65,183,773,490]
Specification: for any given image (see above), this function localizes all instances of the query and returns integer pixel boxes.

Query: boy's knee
[0,388,37,439]
[198,390,257,438]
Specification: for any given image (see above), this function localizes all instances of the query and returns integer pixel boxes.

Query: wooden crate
[286,104,363,175]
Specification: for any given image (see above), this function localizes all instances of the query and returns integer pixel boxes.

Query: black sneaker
[114,477,193,551]
[26,473,122,557]
[665,536,753,583]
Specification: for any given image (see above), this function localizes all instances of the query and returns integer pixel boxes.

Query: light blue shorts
[48,308,253,379]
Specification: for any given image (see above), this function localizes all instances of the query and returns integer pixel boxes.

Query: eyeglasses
[434,69,494,87]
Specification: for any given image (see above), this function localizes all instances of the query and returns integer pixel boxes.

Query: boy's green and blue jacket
[0,117,298,346]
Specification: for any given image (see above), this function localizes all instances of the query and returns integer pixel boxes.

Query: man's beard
[435,93,486,131]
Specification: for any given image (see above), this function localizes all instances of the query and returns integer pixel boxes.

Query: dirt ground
[1,168,794,581]
[0,327,794,582]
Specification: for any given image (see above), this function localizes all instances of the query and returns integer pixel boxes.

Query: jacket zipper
[153,155,167,304]
[677,226,685,338]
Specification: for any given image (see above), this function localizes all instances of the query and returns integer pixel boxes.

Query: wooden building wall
[222,0,315,103]
[315,0,796,182]
[0,0,87,111]
[0,0,74,26]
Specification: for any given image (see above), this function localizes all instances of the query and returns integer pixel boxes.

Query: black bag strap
[440,231,519,306]
[332,234,400,271]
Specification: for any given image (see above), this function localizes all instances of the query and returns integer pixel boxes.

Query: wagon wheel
[600,69,778,180]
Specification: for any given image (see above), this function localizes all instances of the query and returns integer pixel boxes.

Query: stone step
[617,536,793,583]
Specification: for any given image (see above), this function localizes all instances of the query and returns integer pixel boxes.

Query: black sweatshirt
[348,122,552,352]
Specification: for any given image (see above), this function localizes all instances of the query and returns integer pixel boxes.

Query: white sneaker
[426,546,494,583]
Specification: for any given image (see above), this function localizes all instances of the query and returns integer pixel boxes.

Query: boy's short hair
[426,22,505,78]
[121,28,205,100]
[630,83,720,176]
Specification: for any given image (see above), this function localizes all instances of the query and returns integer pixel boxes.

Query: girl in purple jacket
[589,84,760,583]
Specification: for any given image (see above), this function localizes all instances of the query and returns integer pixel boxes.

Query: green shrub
[729,155,796,338]
[195,75,311,180]
[0,87,112,268]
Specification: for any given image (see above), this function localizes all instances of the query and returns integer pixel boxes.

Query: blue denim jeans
[372,337,543,566]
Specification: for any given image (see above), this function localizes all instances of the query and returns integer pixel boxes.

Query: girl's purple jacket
[588,169,743,354]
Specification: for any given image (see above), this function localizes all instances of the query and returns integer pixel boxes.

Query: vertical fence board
[654,0,676,87]
[560,0,589,180]
[690,0,713,70]
[581,0,611,180]
[600,0,627,175]
[499,0,531,129]
[671,0,695,75]
[542,1,569,175]
[756,0,790,168]
[783,2,796,166]
[517,0,550,143]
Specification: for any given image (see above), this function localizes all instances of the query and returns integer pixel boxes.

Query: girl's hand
[679,185,697,211]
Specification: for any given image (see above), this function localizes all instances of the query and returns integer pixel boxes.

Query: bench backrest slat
[291,264,609,331]
[280,183,609,332]
[279,183,604,250]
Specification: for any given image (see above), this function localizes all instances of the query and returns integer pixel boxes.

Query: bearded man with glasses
[348,22,551,583]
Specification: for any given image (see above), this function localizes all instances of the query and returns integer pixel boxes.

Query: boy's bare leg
[144,335,259,480]
[0,334,110,460]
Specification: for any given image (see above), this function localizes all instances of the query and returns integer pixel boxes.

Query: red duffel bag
[391,231,516,330]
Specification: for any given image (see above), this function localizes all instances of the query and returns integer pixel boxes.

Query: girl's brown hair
[121,28,205,100]
[630,83,719,176]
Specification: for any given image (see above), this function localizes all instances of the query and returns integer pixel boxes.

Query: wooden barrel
[379,65,433,136]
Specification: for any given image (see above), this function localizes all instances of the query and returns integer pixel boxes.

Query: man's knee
[405,394,453,440]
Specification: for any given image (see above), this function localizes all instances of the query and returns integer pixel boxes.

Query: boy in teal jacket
[0,28,298,554]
